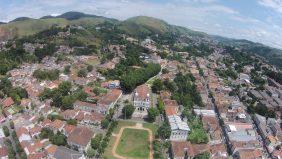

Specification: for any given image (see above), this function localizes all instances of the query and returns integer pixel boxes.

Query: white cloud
[258,0,282,13]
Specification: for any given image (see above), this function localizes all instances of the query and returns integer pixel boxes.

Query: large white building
[168,115,190,141]
[133,84,151,111]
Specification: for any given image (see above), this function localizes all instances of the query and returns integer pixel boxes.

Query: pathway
[111,123,154,159]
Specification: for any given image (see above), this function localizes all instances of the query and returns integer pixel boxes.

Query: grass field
[116,128,150,159]
[103,121,158,159]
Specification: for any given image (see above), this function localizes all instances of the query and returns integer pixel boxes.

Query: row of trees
[39,81,88,110]
[33,69,60,81]
[0,77,28,104]
[39,128,67,146]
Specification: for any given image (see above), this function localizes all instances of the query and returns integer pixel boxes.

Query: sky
[0,0,281,49]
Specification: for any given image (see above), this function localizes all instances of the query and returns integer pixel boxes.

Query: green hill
[0,11,281,68]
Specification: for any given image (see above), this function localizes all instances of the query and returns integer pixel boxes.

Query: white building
[168,115,190,141]
[133,84,151,111]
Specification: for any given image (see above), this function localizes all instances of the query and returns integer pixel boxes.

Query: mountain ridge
[0,11,281,68]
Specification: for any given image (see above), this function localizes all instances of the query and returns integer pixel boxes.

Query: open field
[103,121,157,159]
[116,128,150,159]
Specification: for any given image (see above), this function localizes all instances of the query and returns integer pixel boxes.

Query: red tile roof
[165,106,178,116]
[68,126,94,146]
[134,85,150,100]
[50,120,65,130]
[1,97,14,108]
[98,89,122,107]
[63,124,76,135]
[0,147,8,158]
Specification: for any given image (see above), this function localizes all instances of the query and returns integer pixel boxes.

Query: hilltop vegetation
[0,11,282,69]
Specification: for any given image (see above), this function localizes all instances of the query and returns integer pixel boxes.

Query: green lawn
[113,120,136,134]
[116,128,150,159]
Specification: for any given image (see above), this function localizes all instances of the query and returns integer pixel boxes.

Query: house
[101,80,120,89]
[73,101,97,113]
[45,145,58,158]
[62,124,76,137]
[171,141,210,159]
[0,146,8,159]
[61,109,79,120]
[49,120,65,133]
[67,126,94,152]
[233,149,264,159]
[170,141,190,159]
[53,146,85,159]
[1,97,14,109]
[133,84,151,112]
[97,89,122,114]
[82,112,104,126]
[168,115,190,141]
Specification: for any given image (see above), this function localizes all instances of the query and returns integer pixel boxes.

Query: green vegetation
[2,126,10,137]
[151,79,164,93]
[0,77,28,103]
[50,131,67,146]
[4,138,16,159]
[153,140,170,159]
[215,68,237,80]
[33,69,59,81]
[34,43,56,61]
[187,117,209,144]
[172,73,204,108]
[39,81,87,110]
[91,133,103,150]
[116,128,150,159]
[104,44,161,92]
[39,128,67,146]
[157,120,171,139]
[194,151,210,159]
[66,119,77,125]
[77,68,88,77]
[147,107,159,122]
[122,104,135,119]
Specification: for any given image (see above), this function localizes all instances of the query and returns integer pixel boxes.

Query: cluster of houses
[254,114,282,158]
[11,114,92,158]
[170,57,229,159]
[249,83,282,118]
[204,57,268,159]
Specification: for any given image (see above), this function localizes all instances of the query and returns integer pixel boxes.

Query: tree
[194,151,210,159]
[157,98,165,113]
[87,65,93,72]
[64,65,71,74]
[122,104,135,119]
[58,81,72,96]
[91,133,103,150]
[157,121,171,139]
[101,118,110,129]
[188,128,209,144]
[78,68,87,77]
[147,107,159,122]
[9,121,14,129]
[50,131,67,146]
[39,128,54,139]
[2,126,10,137]
[86,147,96,158]
[151,79,163,93]
[67,119,77,126]
[61,95,74,110]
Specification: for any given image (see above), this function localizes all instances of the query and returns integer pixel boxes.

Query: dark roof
[53,146,83,159]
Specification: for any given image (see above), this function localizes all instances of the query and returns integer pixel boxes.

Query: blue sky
[0,0,281,49]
